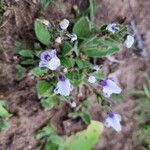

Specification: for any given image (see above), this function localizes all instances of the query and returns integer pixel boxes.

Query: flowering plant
[31,15,134,132]
[15,1,135,149]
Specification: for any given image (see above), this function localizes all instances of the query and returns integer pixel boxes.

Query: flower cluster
[106,23,134,48]
[37,19,135,133]
[39,19,78,98]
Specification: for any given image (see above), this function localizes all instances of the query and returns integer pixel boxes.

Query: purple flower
[104,112,122,132]
[39,49,61,70]
[54,75,73,96]
[106,23,119,34]
[100,79,122,98]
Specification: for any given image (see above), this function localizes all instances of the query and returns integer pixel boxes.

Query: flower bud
[88,76,96,83]
[41,19,51,28]
[70,102,77,108]
[59,19,69,30]
[55,37,62,44]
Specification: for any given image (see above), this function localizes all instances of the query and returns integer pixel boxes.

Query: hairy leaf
[19,50,34,58]
[32,67,48,77]
[36,80,52,98]
[35,19,51,45]
[15,65,26,81]
[64,121,103,150]
[81,37,119,57]
[73,17,91,38]
[61,41,73,56]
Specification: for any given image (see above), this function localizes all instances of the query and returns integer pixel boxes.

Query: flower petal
[49,49,57,58]
[124,35,134,48]
[113,114,122,132]
[88,76,96,83]
[59,19,69,30]
[47,57,61,70]
[54,78,73,96]
[106,79,122,94]
[40,51,51,61]
[68,33,77,42]
[106,23,119,34]
[40,50,56,61]
[115,114,122,122]
[104,118,111,128]
[39,56,60,70]
[104,113,122,132]
[102,90,112,98]
[39,61,48,68]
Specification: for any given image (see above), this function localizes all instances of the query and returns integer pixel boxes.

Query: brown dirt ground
[0,0,150,150]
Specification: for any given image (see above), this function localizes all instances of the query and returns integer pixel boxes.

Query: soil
[0,0,150,150]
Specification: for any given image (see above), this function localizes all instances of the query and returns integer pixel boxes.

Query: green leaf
[60,57,75,68]
[82,98,93,109]
[35,19,51,45]
[89,0,97,23]
[15,65,26,81]
[0,101,11,118]
[41,96,60,110]
[66,71,82,86]
[69,98,92,124]
[0,119,9,131]
[143,85,150,98]
[21,59,33,65]
[61,41,72,56]
[34,42,42,50]
[76,59,92,69]
[36,125,56,140]
[40,0,53,11]
[73,17,91,38]
[81,38,119,57]
[36,80,52,98]
[32,67,48,77]
[44,142,58,150]
[83,47,119,57]
[68,111,83,119]
[49,135,64,146]
[19,50,34,58]
[64,121,103,150]
[93,70,105,80]
[80,113,91,125]
[0,101,11,132]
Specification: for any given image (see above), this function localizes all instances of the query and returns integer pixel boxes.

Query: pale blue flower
[39,49,61,70]
[100,79,122,98]
[124,35,134,48]
[106,23,119,34]
[68,33,77,42]
[54,75,73,96]
[104,112,122,132]
[59,19,70,30]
